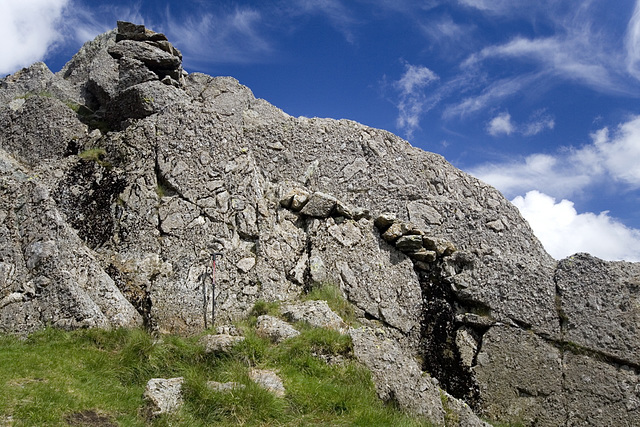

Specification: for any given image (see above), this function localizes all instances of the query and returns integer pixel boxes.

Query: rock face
[1,22,639,426]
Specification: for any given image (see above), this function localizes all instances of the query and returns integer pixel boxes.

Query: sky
[2,0,640,261]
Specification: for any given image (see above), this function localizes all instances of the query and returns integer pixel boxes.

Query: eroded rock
[143,377,184,417]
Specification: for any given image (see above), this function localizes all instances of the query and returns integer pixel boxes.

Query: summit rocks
[0,22,638,426]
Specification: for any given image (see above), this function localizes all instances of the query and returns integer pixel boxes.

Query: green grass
[0,322,431,426]
[305,283,358,326]
[78,147,112,168]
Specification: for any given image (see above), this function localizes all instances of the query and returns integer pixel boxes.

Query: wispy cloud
[487,110,554,137]
[626,0,640,81]
[291,0,358,43]
[522,110,555,136]
[443,73,539,118]
[464,35,621,94]
[391,63,439,138]
[513,190,640,261]
[167,7,272,65]
[419,14,471,46]
[0,0,69,74]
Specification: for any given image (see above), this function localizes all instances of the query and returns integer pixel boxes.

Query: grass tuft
[305,283,358,326]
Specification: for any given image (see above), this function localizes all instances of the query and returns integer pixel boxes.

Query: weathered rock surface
[248,369,285,397]
[281,300,348,334]
[255,314,300,342]
[1,21,639,426]
[555,253,640,365]
[198,334,245,353]
[143,377,184,417]
[351,326,489,426]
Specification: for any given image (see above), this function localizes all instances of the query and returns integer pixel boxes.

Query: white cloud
[0,0,69,74]
[471,115,640,198]
[487,112,514,136]
[443,74,539,118]
[292,0,358,43]
[392,63,439,138]
[487,110,554,137]
[625,0,640,80]
[420,14,471,45]
[457,0,515,13]
[167,7,272,65]
[512,191,640,261]
[591,116,640,187]
[465,35,619,93]
[522,112,555,136]
[470,153,593,199]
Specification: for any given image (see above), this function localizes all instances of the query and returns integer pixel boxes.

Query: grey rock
[256,315,300,342]
[373,212,396,230]
[117,57,157,91]
[198,334,245,353]
[143,377,184,417]
[0,96,87,167]
[116,21,168,42]
[555,253,640,365]
[351,326,457,425]
[281,300,348,334]
[563,352,640,426]
[299,191,337,217]
[108,40,181,71]
[216,324,241,336]
[395,235,424,253]
[474,325,565,425]
[249,368,285,397]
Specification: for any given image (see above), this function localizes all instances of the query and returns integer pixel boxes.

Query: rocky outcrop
[0,22,638,426]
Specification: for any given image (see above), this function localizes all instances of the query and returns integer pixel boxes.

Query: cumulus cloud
[471,115,640,198]
[0,0,69,74]
[512,191,640,261]
[487,112,514,136]
[392,63,439,138]
[590,117,640,187]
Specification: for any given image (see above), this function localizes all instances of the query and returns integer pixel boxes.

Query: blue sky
[2,0,640,261]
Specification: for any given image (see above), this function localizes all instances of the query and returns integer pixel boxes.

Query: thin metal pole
[211,252,223,328]
[202,265,208,329]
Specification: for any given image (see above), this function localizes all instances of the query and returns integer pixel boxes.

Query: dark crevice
[417,264,480,409]
[53,160,127,249]
[301,217,314,294]
[105,264,154,331]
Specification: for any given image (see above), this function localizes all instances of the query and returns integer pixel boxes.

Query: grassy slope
[0,293,431,426]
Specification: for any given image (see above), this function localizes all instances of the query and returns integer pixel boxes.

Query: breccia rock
[0,22,638,426]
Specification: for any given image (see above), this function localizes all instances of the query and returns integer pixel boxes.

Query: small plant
[305,283,358,326]
[249,300,281,319]
[78,147,111,168]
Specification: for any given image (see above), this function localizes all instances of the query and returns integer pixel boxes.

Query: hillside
[0,22,638,426]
